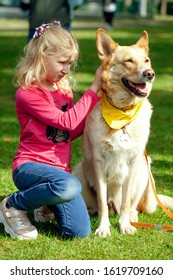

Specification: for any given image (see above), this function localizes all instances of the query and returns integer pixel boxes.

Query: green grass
[1,18,173,260]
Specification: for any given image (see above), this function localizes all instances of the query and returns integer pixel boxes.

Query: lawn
[0,18,173,260]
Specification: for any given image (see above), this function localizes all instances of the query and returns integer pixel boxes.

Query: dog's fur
[75,29,173,237]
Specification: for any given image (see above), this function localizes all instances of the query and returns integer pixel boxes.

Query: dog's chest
[100,124,139,155]
[101,126,136,162]
[87,100,151,155]
[86,110,150,183]
[97,127,140,185]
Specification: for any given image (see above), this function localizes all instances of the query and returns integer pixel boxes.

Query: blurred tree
[160,0,168,15]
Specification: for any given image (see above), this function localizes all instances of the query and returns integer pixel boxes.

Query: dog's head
[96,29,155,108]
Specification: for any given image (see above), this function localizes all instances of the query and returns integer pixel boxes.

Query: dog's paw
[119,217,137,234]
[120,224,137,234]
[95,225,111,237]
[130,210,138,222]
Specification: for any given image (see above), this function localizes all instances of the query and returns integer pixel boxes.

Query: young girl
[0,21,102,240]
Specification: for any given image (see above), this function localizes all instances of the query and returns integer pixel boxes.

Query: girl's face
[44,52,74,84]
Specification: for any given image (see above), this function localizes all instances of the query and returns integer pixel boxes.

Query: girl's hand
[90,65,102,95]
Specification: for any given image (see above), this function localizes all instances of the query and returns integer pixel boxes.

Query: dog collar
[101,93,143,129]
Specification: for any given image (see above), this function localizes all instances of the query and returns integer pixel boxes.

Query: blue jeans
[10,162,91,238]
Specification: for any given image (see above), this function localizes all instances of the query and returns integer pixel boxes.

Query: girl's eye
[58,60,73,65]
[58,61,66,64]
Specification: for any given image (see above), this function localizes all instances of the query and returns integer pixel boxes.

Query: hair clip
[33,21,61,39]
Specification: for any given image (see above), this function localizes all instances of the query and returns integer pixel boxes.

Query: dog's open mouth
[122,78,148,97]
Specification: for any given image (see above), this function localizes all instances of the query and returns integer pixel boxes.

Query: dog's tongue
[133,82,148,94]
[136,83,147,93]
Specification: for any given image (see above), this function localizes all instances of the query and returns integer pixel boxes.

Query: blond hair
[15,23,79,89]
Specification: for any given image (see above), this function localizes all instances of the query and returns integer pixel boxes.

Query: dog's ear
[96,28,118,61]
[136,31,149,53]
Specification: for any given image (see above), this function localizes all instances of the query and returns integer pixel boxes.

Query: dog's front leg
[93,159,111,237]
[119,162,140,234]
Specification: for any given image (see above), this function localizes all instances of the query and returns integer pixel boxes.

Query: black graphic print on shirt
[46,103,70,143]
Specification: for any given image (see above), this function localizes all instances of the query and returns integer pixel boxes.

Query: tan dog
[75,29,173,237]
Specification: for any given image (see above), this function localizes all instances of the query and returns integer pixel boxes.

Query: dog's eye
[110,64,116,72]
[145,58,150,63]
[125,59,133,63]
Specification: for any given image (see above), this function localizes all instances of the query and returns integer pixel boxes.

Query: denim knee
[51,175,82,203]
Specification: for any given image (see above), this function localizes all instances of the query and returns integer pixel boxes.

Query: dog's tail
[157,194,173,210]
[147,160,173,213]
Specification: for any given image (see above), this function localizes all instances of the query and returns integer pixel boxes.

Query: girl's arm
[17,66,102,132]
[16,87,100,131]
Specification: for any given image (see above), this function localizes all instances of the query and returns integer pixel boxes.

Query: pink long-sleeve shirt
[12,86,100,173]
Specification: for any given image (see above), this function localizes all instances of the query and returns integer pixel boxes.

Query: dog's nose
[143,69,155,80]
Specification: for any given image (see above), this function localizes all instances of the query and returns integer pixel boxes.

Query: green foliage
[0,19,173,260]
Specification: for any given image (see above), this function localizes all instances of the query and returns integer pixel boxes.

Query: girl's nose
[62,64,69,74]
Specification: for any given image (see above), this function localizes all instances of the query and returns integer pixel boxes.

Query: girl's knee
[61,176,82,201]
[50,175,81,203]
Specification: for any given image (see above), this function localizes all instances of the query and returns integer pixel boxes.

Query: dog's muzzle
[122,69,155,97]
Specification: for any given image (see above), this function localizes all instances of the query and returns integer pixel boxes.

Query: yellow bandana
[101,93,143,129]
